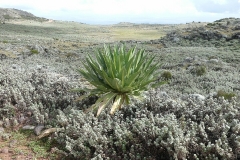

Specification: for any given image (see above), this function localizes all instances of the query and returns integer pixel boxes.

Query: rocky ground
[0,9,240,159]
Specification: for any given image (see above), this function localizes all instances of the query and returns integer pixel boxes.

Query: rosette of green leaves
[76,45,163,116]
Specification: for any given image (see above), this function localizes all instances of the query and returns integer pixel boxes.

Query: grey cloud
[192,0,240,13]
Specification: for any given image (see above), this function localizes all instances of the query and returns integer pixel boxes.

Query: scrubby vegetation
[0,44,239,159]
[215,90,236,100]
[195,66,207,76]
[0,16,239,159]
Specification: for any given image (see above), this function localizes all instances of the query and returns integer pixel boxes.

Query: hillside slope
[0,8,47,23]
[148,17,240,50]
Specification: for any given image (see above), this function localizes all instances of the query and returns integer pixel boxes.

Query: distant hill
[148,17,240,49]
[0,8,47,22]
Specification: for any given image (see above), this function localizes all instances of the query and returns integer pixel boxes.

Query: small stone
[1,147,9,153]
[0,127,4,133]
[9,140,18,147]
[15,155,24,160]
[34,125,45,135]
[173,37,180,42]
[12,64,18,69]
[36,65,42,69]
[3,118,11,128]
[0,121,3,127]
[22,125,35,130]
[184,57,194,63]
[57,76,69,82]
[18,114,25,124]
[27,111,32,116]
[159,91,168,97]
[208,59,219,63]
[11,118,19,127]
[190,94,206,101]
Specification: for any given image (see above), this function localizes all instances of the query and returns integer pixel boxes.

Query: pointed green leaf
[124,71,141,87]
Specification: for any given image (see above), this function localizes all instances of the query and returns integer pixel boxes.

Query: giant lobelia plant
[75,45,163,116]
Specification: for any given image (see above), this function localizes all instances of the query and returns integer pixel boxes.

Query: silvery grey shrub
[0,44,239,159]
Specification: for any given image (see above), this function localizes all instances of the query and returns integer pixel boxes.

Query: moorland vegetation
[0,9,240,159]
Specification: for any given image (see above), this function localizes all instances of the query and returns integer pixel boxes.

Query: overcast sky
[1,0,240,24]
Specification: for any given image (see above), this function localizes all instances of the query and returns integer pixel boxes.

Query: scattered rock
[9,139,18,147]
[26,112,32,116]
[234,25,240,30]
[18,114,26,124]
[208,59,219,63]
[57,76,69,82]
[1,147,9,153]
[12,64,18,69]
[184,57,194,63]
[3,118,11,128]
[159,91,169,97]
[173,37,180,42]
[0,121,4,127]
[36,64,43,70]
[11,118,19,127]
[0,127,4,133]
[189,94,206,101]
[22,125,35,130]
[34,125,45,135]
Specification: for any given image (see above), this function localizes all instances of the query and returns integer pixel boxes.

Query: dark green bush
[215,90,236,100]
[196,66,206,76]
[31,49,39,54]
[161,71,172,80]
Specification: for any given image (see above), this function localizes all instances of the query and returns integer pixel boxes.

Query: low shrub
[161,71,172,80]
[55,95,240,160]
[30,49,39,54]
[196,66,206,76]
[215,90,236,100]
